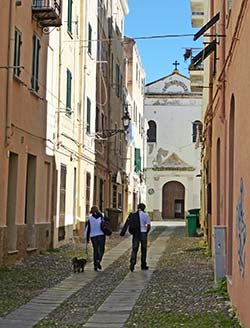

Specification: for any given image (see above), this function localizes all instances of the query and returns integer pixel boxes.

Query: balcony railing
[189,64,204,93]
[190,0,204,28]
[32,0,62,27]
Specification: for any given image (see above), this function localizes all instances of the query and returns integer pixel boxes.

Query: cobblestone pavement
[0,224,240,328]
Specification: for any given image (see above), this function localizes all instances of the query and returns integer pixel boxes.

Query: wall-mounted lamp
[96,111,131,139]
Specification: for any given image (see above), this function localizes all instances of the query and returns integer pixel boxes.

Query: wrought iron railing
[32,0,61,16]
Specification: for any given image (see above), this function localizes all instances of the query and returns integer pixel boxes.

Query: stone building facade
[145,70,202,220]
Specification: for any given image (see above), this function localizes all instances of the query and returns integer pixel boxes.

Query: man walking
[129,203,151,272]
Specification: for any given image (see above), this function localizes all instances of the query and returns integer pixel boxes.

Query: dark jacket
[120,213,131,236]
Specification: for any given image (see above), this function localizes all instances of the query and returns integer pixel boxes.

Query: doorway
[162,181,185,219]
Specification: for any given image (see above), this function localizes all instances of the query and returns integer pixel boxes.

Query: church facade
[144,70,202,220]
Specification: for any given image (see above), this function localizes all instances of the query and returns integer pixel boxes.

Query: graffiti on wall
[236,178,246,279]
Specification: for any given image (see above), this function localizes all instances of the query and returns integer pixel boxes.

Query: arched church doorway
[162,181,185,219]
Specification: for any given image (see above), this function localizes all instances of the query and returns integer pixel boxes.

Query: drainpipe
[6,0,15,146]
[221,0,227,228]
[57,27,62,147]
[77,0,87,223]
[220,0,226,122]
[107,3,113,209]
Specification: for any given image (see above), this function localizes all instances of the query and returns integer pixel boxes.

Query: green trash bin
[187,214,197,237]
[188,208,200,228]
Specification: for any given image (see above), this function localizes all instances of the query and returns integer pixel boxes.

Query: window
[227,0,232,12]
[14,29,22,77]
[101,113,105,131]
[147,120,157,142]
[95,107,100,132]
[192,120,202,143]
[88,23,92,54]
[99,178,104,212]
[101,43,105,73]
[112,184,117,208]
[59,164,66,241]
[116,64,122,98]
[118,192,122,209]
[67,0,73,34]
[31,35,40,91]
[93,175,97,205]
[66,69,72,113]
[86,172,91,216]
[59,165,67,220]
[86,97,91,134]
[111,53,114,84]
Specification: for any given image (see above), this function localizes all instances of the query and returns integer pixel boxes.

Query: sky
[124,0,202,83]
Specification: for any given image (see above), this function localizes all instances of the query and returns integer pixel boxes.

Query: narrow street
[0,223,240,328]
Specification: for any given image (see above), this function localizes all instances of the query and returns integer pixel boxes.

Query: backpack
[101,217,112,236]
[128,211,140,235]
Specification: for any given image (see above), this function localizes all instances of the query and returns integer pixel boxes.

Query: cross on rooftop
[172,60,180,70]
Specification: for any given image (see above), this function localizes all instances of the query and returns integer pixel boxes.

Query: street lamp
[96,111,131,139]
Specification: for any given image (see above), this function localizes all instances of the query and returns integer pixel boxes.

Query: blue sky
[125,0,202,83]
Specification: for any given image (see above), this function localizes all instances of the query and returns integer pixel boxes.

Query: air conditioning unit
[213,225,226,282]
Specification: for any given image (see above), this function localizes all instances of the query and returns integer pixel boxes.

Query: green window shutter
[66,69,72,112]
[31,35,40,91]
[14,29,22,77]
[116,64,119,97]
[87,97,91,133]
[88,23,92,54]
[134,148,141,173]
[67,0,73,34]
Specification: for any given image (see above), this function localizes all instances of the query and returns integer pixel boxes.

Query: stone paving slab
[0,237,132,328]
[84,229,171,327]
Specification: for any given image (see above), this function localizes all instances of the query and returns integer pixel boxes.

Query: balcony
[190,0,204,27]
[32,0,62,27]
[189,64,204,93]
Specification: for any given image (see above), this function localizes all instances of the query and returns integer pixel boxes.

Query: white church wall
[145,71,202,220]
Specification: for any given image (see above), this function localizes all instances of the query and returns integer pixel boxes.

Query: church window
[192,120,202,143]
[147,120,157,142]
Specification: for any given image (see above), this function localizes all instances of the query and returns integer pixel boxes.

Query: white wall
[145,72,202,217]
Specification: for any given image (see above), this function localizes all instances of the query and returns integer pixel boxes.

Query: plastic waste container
[187,214,197,237]
[188,208,200,228]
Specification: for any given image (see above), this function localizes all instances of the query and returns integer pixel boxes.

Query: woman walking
[85,206,106,271]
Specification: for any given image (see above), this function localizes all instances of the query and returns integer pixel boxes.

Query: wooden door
[162,181,185,219]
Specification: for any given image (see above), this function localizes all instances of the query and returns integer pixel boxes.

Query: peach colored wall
[0,1,53,262]
[211,0,250,326]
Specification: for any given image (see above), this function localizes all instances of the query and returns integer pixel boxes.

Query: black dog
[72,257,87,273]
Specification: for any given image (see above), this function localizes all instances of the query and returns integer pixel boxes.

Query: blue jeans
[91,235,105,268]
[130,232,148,268]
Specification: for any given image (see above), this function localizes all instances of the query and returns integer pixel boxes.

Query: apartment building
[0,1,60,263]
[46,0,98,246]
[191,0,250,326]
[94,0,129,230]
[123,37,147,213]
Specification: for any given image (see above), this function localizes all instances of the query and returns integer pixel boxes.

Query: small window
[192,120,203,143]
[116,64,120,97]
[14,29,22,77]
[86,172,91,216]
[86,97,91,134]
[67,0,73,34]
[31,34,40,91]
[101,113,105,131]
[147,120,157,142]
[112,184,117,208]
[88,23,92,54]
[227,0,232,12]
[95,107,100,132]
[118,192,122,209]
[66,69,72,113]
